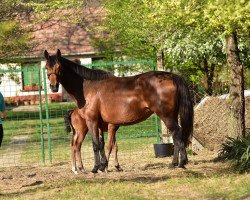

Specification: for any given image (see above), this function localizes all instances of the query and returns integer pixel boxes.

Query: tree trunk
[202,58,215,96]
[225,32,245,138]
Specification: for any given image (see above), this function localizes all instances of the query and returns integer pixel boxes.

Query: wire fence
[0,60,249,168]
[0,60,161,168]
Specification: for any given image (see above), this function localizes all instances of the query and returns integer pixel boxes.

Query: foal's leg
[75,129,87,173]
[71,133,78,174]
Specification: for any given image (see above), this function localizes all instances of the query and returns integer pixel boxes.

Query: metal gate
[0,59,160,167]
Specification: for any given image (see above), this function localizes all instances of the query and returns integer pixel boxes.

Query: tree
[204,0,250,138]
[0,21,31,61]
[22,0,249,137]
[0,0,32,62]
[94,1,227,96]
[98,0,249,137]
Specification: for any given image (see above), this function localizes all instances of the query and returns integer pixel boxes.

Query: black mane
[60,57,114,80]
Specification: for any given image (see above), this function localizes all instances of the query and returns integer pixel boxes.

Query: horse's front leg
[87,120,101,173]
[98,128,108,172]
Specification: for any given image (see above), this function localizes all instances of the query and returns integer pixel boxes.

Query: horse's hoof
[91,166,99,173]
[71,170,78,175]
[99,162,108,172]
[98,166,106,172]
[168,163,178,169]
[178,162,187,169]
[115,165,123,172]
[79,168,87,174]
[98,169,107,173]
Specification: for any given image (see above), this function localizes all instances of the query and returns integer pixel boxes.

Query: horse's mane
[61,57,114,80]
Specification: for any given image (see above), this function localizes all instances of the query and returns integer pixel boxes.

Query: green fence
[0,59,161,168]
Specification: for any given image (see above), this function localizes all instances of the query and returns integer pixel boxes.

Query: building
[0,7,105,105]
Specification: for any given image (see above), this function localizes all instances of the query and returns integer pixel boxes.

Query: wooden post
[156,48,173,143]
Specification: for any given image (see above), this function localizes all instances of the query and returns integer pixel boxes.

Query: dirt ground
[0,150,236,195]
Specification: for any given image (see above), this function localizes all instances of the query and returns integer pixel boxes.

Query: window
[22,63,40,90]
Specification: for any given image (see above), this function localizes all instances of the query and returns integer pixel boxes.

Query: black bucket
[153,143,173,158]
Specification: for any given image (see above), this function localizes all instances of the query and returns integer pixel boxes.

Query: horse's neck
[60,68,86,108]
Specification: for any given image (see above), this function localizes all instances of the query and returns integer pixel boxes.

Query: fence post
[151,60,162,142]
[38,69,45,163]
[42,68,52,163]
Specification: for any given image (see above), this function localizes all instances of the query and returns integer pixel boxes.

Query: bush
[218,133,250,173]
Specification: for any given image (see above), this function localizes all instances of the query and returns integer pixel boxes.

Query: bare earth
[0,150,240,195]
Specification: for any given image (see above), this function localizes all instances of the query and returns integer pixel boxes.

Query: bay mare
[64,108,121,174]
[44,49,194,173]
[45,51,120,173]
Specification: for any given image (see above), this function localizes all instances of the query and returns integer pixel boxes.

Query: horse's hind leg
[106,124,121,171]
[157,115,184,168]
[168,123,188,168]
[177,128,188,168]
[113,138,122,171]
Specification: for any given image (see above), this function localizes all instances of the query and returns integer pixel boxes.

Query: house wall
[0,57,95,104]
[0,63,22,98]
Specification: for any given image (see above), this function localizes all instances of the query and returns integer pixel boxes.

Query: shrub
[218,133,250,173]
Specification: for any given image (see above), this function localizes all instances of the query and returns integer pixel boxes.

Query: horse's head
[44,49,62,92]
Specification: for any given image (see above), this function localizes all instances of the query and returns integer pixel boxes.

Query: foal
[64,108,121,174]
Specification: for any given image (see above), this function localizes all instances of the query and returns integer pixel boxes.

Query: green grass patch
[2,173,249,200]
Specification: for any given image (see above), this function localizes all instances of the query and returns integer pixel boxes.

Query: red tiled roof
[26,7,105,58]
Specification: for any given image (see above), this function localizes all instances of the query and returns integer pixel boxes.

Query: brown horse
[44,50,120,172]
[64,108,121,174]
[45,49,194,173]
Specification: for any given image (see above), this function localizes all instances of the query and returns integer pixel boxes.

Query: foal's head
[44,49,62,92]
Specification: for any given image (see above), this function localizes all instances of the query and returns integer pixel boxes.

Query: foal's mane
[60,57,114,80]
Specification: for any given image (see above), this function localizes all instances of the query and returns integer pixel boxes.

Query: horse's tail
[64,110,74,133]
[173,74,194,147]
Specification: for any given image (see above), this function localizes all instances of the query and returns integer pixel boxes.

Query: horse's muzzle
[50,83,59,92]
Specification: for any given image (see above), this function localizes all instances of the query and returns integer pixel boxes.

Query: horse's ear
[44,50,49,60]
[56,49,61,59]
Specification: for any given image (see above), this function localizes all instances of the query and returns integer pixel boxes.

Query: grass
[1,171,249,200]
[0,102,159,166]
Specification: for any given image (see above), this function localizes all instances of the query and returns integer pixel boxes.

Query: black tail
[173,74,194,147]
[64,110,73,133]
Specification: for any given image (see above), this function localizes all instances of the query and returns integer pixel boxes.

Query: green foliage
[218,134,250,173]
[204,0,250,35]
[98,0,249,87]
[0,21,31,61]
[0,0,33,62]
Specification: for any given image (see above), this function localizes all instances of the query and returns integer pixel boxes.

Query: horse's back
[84,71,178,125]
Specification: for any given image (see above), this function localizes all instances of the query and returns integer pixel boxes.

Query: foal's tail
[173,74,194,147]
[64,110,74,133]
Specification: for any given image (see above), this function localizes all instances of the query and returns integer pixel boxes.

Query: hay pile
[194,95,250,151]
